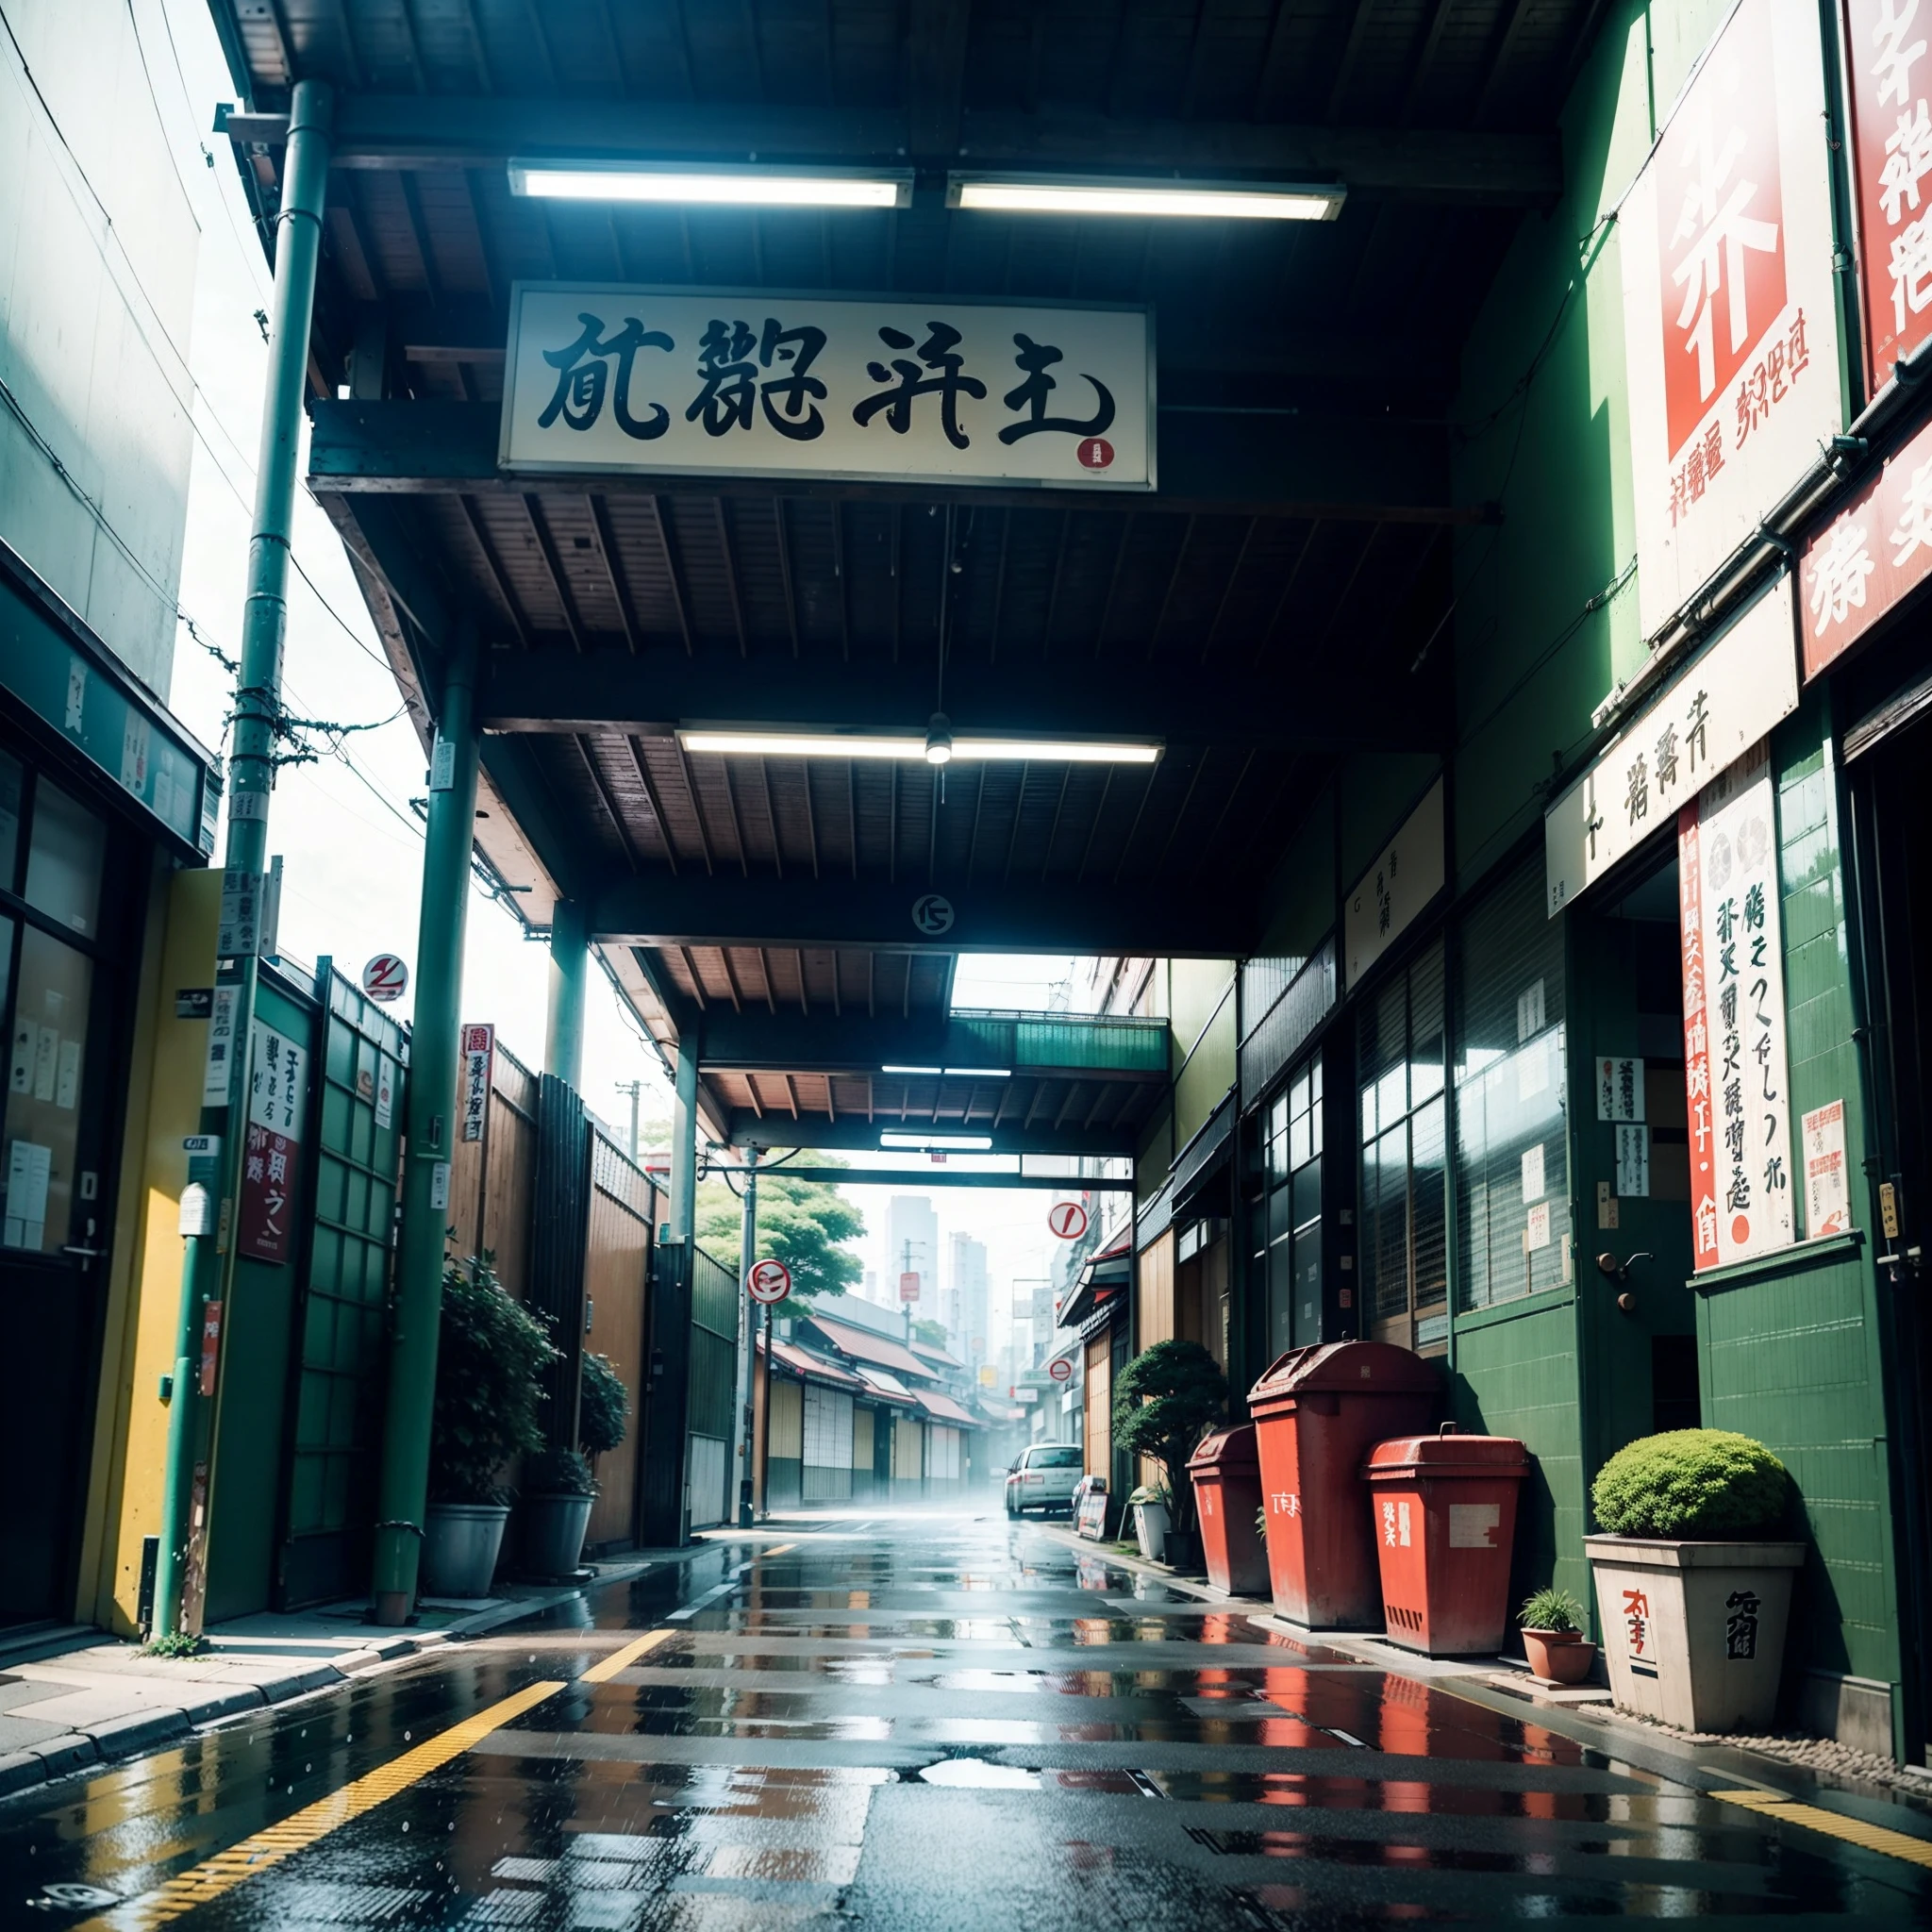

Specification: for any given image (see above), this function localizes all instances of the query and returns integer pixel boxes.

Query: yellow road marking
[578,1626,674,1684]
[1713,1788,1932,1869]
[761,1542,795,1557]
[81,1679,565,1931]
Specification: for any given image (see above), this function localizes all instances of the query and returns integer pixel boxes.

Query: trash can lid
[1187,1423,1258,1474]
[1246,1341,1442,1408]
[1364,1424,1529,1479]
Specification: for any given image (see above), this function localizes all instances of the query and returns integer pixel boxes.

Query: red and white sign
[1844,0,1932,393]
[459,1023,494,1143]
[898,1269,921,1303]
[240,1021,306,1264]
[747,1257,791,1305]
[1800,408,1932,675]
[1619,0,1841,639]
[1678,748,1795,1273]
[1802,1098,1853,1238]
[360,953,408,1004]
[1047,1199,1090,1241]
[1048,1357,1074,1382]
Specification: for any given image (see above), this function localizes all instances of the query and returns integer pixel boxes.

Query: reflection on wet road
[5,1511,1930,1926]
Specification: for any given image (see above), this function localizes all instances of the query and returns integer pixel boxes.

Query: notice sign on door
[240,1021,306,1263]
[1678,750,1795,1272]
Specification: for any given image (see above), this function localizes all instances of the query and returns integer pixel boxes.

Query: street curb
[0,1549,686,1813]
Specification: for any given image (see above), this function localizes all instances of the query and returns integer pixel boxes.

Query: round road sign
[1048,1357,1074,1382]
[911,892,955,936]
[1047,1200,1090,1241]
[747,1257,792,1305]
[361,954,409,1003]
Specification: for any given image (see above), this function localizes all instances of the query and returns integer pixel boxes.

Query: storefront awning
[915,1390,982,1428]
[807,1316,932,1379]
[1056,1235,1130,1332]
[852,1365,919,1407]
[763,1336,867,1393]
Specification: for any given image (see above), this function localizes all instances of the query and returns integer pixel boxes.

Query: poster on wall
[1618,0,1842,640]
[1842,0,1932,393]
[1678,749,1795,1272]
[240,1022,306,1263]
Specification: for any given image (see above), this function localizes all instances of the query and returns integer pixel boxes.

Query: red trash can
[1365,1424,1528,1656]
[1188,1424,1268,1596]
[1246,1342,1441,1628]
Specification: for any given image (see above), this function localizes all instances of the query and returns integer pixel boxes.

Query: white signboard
[1617,0,1841,639]
[459,1023,494,1143]
[1801,1098,1851,1240]
[1679,749,1795,1272]
[500,284,1155,491]
[1343,776,1445,989]
[202,985,241,1108]
[1596,1058,1645,1123]
[1544,575,1799,916]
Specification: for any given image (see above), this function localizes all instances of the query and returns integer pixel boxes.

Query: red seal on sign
[1076,438,1115,470]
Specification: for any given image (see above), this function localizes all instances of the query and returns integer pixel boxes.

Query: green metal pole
[151,1176,215,1641]
[671,1040,698,1542]
[735,1150,758,1526]
[545,901,589,1089]
[372,633,480,1625]
[172,78,331,1639]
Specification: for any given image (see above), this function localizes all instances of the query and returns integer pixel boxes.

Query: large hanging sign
[1343,776,1445,988]
[1544,575,1798,916]
[499,285,1154,491]
[241,1021,306,1263]
[1618,0,1842,640]
[1678,748,1795,1273]
[1843,0,1932,393]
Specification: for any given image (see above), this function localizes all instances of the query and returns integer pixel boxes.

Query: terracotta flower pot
[1522,1627,1597,1684]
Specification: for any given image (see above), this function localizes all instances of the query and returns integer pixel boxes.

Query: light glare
[509,163,906,209]
[953,177,1340,221]
[679,729,1159,765]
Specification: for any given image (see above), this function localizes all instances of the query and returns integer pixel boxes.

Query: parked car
[1004,1443,1085,1518]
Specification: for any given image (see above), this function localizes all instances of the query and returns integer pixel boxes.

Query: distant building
[949,1232,989,1365]
[884,1195,938,1313]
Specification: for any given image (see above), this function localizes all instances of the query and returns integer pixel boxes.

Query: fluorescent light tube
[678,728,1159,765]
[880,1132,993,1152]
[949,174,1342,222]
[882,1065,944,1076]
[942,1067,1011,1078]
[508,160,911,210]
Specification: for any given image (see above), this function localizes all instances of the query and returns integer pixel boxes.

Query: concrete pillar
[545,899,590,1091]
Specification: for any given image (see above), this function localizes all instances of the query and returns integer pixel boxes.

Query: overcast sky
[154,1,1102,1343]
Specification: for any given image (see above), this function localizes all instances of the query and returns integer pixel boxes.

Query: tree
[911,1318,951,1353]
[695,1162,865,1302]
[1110,1339,1228,1536]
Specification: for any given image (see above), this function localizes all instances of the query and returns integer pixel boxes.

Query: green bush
[1519,1586,1585,1633]
[1111,1339,1227,1537]
[430,1254,558,1505]
[525,1445,595,1497]
[578,1351,629,1457]
[1591,1429,1790,1539]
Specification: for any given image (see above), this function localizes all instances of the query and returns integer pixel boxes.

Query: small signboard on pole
[361,954,408,1004]
[1047,1200,1089,1241]
[459,1023,494,1141]
[748,1258,792,1306]
[898,1269,921,1303]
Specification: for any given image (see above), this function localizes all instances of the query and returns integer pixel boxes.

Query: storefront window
[3,925,92,1253]
[1357,941,1447,1353]
[0,754,22,892]
[24,780,106,941]
[1455,856,1570,1308]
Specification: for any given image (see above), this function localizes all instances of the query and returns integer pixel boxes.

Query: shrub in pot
[1112,1339,1227,1574]
[521,1352,632,1578]
[1583,1429,1802,1732]
[423,1254,557,1599]
[1519,1585,1596,1685]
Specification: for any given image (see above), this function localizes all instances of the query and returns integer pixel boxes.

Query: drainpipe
[735,1149,758,1526]
[545,900,590,1090]
[671,1040,698,1541]
[371,629,480,1626]
[177,78,331,1639]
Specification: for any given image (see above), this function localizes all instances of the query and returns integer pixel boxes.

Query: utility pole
[734,1150,758,1527]
[616,1079,644,1161]
[899,1236,924,1346]
[153,78,333,1643]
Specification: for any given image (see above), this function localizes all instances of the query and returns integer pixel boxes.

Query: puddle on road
[914,1758,1041,1790]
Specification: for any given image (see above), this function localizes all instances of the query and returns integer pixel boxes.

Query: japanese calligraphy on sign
[1801,1097,1853,1237]
[500,285,1154,490]
[1679,749,1795,1273]
[1544,575,1800,915]
[459,1022,494,1144]
[1343,777,1445,989]
[1617,0,1842,638]
[1844,0,1932,392]
[240,1022,306,1263]
[1799,408,1932,675]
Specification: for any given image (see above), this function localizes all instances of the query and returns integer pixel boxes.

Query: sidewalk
[0,1544,710,1803]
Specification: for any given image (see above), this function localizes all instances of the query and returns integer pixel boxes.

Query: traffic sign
[361,954,409,1004]
[1047,1199,1090,1241]
[747,1258,791,1305]
[1048,1357,1074,1382]
[898,1270,921,1303]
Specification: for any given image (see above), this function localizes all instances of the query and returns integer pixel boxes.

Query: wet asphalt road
[4,1509,1931,1928]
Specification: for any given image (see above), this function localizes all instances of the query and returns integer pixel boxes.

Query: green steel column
[545,901,590,1089]
[175,78,331,1640]
[151,1177,215,1641]
[671,1040,698,1542]
[735,1150,758,1526]
[371,633,481,1624]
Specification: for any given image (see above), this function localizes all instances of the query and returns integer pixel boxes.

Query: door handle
[62,1244,102,1269]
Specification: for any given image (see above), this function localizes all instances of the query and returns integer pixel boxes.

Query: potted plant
[422,1255,555,1600]
[1519,1586,1596,1685]
[1583,1428,1803,1732]
[1127,1484,1171,1561]
[520,1352,629,1580]
[1111,1339,1228,1574]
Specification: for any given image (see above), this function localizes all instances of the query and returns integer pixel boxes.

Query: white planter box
[1134,1501,1169,1563]
[1584,1535,1806,1733]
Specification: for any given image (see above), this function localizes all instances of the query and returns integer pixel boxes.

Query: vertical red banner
[1678,805,1720,1271]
